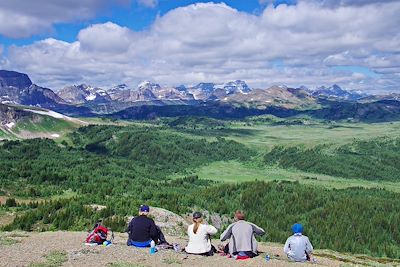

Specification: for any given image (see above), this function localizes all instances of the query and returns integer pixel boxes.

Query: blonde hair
[193,218,203,234]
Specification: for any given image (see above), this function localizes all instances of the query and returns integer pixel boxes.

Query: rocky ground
[1,231,396,267]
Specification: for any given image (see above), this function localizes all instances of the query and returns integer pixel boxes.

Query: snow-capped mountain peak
[223,80,251,94]
[137,81,161,91]
[111,84,131,91]
[312,84,365,100]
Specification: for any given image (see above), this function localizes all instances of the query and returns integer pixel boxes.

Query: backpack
[86,224,109,244]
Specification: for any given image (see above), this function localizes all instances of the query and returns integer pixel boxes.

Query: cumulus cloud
[309,0,400,7]
[4,1,400,93]
[0,0,156,38]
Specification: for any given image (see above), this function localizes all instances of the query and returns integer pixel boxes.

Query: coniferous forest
[1,123,400,259]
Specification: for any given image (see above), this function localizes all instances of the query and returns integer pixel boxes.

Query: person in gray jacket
[284,223,314,262]
[220,210,265,258]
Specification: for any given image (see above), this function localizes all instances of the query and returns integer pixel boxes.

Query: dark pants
[223,244,258,257]
[187,245,217,257]
[156,225,168,244]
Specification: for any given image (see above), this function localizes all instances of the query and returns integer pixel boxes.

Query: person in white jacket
[284,223,314,262]
[185,212,218,256]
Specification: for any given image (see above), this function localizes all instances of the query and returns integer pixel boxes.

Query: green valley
[1,116,400,260]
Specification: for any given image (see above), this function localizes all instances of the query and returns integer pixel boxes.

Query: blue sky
[0,0,399,92]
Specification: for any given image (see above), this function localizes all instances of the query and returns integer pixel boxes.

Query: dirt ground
[0,231,394,267]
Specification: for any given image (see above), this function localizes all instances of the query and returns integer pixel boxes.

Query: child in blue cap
[283,223,314,262]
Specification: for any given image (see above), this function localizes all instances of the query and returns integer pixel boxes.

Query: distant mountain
[19,84,66,107]
[0,70,94,116]
[137,81,161,91]
[3,69,400,123]
[308,99,400,122]
[225,86,317,109]
[58,84,111,104]
[0,70,65,107]
[0,70,32,89]
[186,80,251,100]
[110,101,299,120]
[219,80,251,94]
[110,98,400,122]
[358,93,400,103]
[128,81,158,101]
[312,84,365,100]
[107,84,132,101]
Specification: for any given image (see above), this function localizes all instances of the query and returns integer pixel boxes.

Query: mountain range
[1,69,400,122]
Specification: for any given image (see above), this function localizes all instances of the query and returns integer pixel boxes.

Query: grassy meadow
[14,115,77,134]
[170,119,400,151]
[167,118,400,191]
[174,160,400,193]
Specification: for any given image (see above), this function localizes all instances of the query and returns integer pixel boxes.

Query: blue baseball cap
[139,205,150,212]
[292,223,304,234]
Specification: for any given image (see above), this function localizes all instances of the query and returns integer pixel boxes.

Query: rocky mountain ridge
[1,70,399,121]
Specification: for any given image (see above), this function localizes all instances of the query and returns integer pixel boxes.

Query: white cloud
[309,0,400,7]
[4,2,400,93]
[0,0,156,38]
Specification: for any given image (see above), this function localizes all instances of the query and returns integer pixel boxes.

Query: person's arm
[250,223,265,236]
[149,219,159,241]
[305,236,313,254]
[207,225,218,235]
[220,224,234,241]
[126,219,132,234]
[283,237,290,254]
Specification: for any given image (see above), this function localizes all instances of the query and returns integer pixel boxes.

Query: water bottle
[173,243,181,252]
[265,254,270,261]
[150,240,156,254]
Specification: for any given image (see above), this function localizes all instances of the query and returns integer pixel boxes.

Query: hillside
[0,104,85,139]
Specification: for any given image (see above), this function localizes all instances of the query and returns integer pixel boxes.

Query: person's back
[284,223,313,262]
[230,220,257,252]
[127,215,157,242]
[186,223,218,254]
[126,205,159,246]
[220,210,265,257]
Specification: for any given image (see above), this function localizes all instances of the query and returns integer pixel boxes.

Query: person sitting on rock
[126,204,168,247]
[220,210,265,259]
[284,223,314,262]
[185,211,218,256]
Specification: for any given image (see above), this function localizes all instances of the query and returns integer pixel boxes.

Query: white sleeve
[207,225,218,235]
[305,236,313,253]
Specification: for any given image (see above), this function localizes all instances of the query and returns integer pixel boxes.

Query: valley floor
[0,231,397,267]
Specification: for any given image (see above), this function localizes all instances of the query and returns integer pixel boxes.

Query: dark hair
[193,211,202,219]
